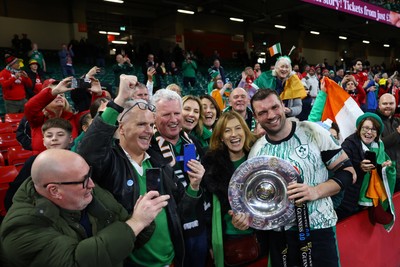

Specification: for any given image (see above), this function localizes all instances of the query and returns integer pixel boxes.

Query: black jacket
[149,131,211,239]
[376,110,400,182]
[203,148,235,216]
[336,133,366,219]
[77,115,198,267]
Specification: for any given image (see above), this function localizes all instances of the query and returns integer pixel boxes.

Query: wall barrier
[337,192,400,267]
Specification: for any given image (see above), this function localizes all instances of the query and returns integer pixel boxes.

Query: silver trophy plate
[228,156,300,230]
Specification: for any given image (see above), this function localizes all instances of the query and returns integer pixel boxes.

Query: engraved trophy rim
[228,156,300,230]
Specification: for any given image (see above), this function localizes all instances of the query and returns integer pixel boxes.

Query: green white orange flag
[321,78,364,140]
[268,43,282,57]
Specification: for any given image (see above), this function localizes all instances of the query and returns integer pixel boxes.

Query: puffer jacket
[1,178,137,267]
[77,114,195,267]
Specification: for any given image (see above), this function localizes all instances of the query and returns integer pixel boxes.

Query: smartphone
[364,151,377,167]
[184,143,196,172]
[146,168,162,193]
[71,77,91,89]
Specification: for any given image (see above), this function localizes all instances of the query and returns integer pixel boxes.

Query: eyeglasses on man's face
[43,166,92,189]
[119,102,156,121]
[361,126,377,134]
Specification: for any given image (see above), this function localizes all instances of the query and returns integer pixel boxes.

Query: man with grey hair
[150,88,209,267]
[78,75,201,266]
[1,149,169,267]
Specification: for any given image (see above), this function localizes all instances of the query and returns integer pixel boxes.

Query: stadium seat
[4,113,24,123]
[7,146,33,171]
[0,122,13,134]
[0,133,20,159]
[0,165,18,216]
[0,152,5,166]
[4,113,24,132]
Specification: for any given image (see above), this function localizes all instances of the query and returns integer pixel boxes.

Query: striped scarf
[153,129,194,187]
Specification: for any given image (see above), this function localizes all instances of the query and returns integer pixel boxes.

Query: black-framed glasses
[43,166,92,189]
[361,126,377,134]
[119,101,156,121]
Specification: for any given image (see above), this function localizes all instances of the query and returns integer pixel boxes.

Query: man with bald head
[0,149,169,267]
[376,93,400,191]
[224,87,255,130]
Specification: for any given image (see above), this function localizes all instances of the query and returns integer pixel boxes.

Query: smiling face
[155,98,182,143]
[359,119,378,145]
[378,93,396,117]
[119,107,155,157]
[275,59,291,79]
[222,118,245,159]
[201,98,217,128]
[43,127,73,149]
[229,88,249,114]
[345,81,356,92]
[253,93,287,137]
[47,94,66,110]
[182,99,200,133]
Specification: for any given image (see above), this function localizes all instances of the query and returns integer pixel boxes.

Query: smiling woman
[253,56,306,118]
[202,111,262,266]
[336,112,396,222]
[182,95,212,149]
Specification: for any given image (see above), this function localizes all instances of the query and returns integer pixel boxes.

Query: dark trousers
[184,229,208,267]
[268,227,339,267]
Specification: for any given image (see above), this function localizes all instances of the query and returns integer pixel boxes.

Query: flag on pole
[268,43,282,57]
[321,78,364,140]
[288,45,296,56]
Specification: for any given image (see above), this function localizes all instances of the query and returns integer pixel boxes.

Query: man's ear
[118,123,124,137]
[47,185,62,200]
[69,135,73,144]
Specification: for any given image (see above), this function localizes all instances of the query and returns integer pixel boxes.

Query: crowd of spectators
[1,38,400,266]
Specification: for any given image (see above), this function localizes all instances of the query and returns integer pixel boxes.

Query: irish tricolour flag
[268,43,282,57]
[321,78,364,140]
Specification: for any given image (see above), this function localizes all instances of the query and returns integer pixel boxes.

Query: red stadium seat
[4,113,24,132]
[7,146,34,171]
[0,122,13,134]
[0,165,18,216]
[0,133,20,159]
[0,152,5,166]
[4,113,24,123]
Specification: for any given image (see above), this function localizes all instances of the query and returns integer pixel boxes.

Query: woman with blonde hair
[25,74,105,152]
[203,111,264,266]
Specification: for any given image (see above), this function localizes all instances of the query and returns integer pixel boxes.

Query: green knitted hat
[356,112,384,135]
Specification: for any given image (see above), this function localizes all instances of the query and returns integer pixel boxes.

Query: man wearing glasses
[78,75,202,267]
[1,149,169,267]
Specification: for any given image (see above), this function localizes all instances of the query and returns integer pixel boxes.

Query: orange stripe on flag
[321,77,363,140]
[321,78,349,122]
[269,47,274,56]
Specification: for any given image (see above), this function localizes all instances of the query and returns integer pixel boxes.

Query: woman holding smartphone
[336,112,396,222]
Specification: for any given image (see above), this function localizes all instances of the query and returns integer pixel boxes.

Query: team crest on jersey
[295,145,309,159]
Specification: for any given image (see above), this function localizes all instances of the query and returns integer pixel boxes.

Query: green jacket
[1,178,141,267]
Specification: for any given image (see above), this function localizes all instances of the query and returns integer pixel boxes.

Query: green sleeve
[308,90,327,122]
[101,107,120,125]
